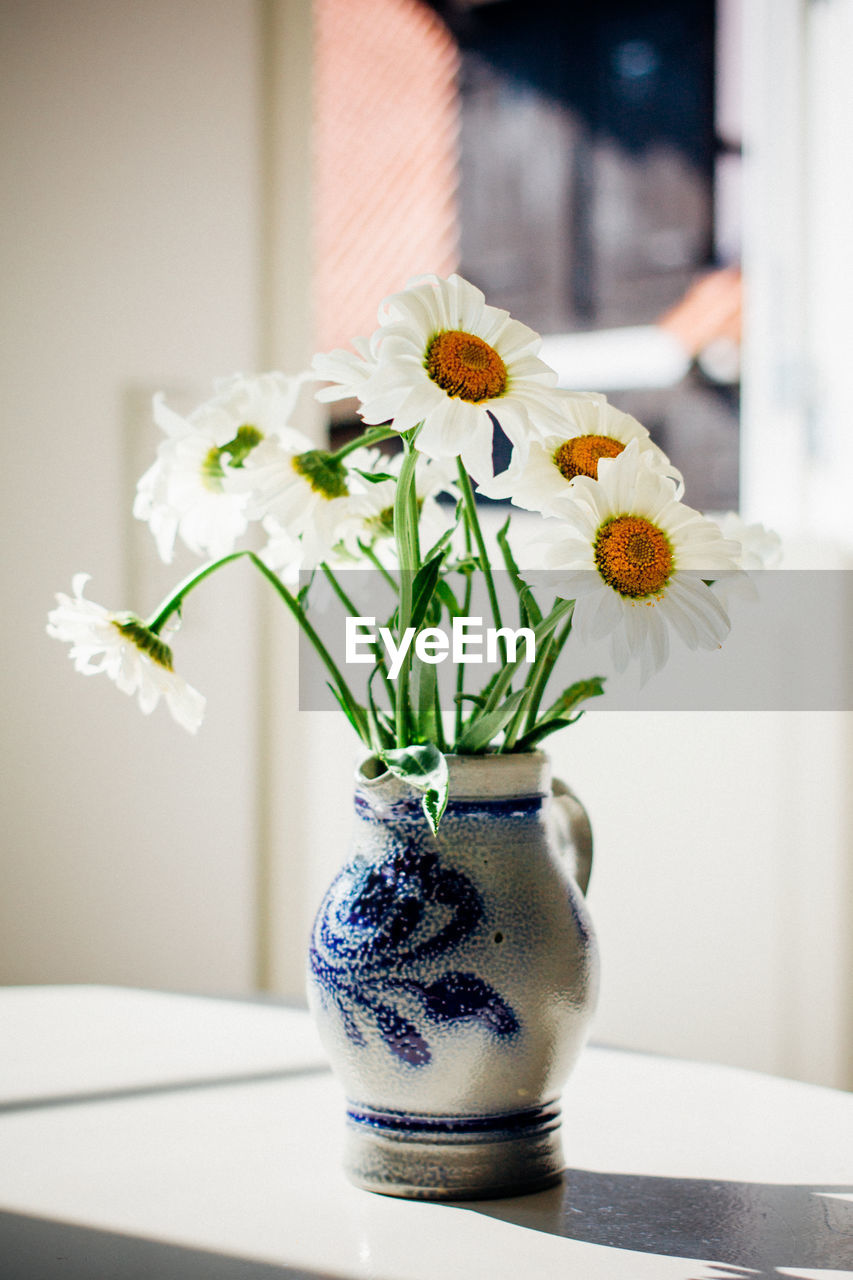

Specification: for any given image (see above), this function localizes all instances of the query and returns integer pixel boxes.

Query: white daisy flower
[239,434,373,564]
[47,575,205,733]
[134,396,250,563]
[480,394,683,512]
[312,336,378,404]
[258,445,458,578]
[258,516,304,586]
[708,513,782,613]
[520,442,741,679]
[134,372,306,563]
[715,512,782,570]
[316,273,577,484]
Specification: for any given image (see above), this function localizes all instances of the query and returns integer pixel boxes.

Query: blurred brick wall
[313,0,460,352]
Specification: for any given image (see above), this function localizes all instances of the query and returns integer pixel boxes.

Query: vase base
[343,1102,565,1201]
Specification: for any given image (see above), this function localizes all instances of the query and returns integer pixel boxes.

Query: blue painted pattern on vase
[306,752,599,1198]
[310,806,521,1067]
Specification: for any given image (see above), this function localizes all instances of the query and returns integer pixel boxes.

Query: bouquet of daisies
[49,273,766,828]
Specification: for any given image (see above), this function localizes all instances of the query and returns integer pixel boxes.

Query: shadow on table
[461,1168,853,1279]
[0,1209,346,1280]
[0,1063,331,1116]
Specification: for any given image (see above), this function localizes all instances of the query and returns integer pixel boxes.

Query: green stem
[502,607,575,751]
[359,541,398,592]
[502,633,555,752]
[321,562,396,717]
[146,549,369,744]
[358,541,402,718]
[524,612,574,733]
[453,528,474,744]
[328,424,397,462]
[408,472,421,567]
[248,553,368,741]
[320,562,361,620]
[434,678,448,755]
[146,552,249,633]
[483,598,574,719]
[393,429,422,746]
[455,459,505,662]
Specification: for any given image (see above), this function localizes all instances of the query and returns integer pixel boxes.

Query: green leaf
[433,677,448,755]
[380,742,444,783]
[515,678,606,751]
[540,676,606,724]
[352,468,398,484]
[422,784,448,838]
[421,520,460,565]
[365,668,394,752]
[477,668,501,704]
[377,705,396,739]
[409,549,446,631]
[513,716,581,751]
[326,681,369,745]
[413,655,438,746]
[434,579,462,618]
[455,688,528,753]
[497,516,542,628]
[450,555,479,576]
[453,692,486,708]
[297,570,315,607]
[480,599,573,716]
[379,744,449,836]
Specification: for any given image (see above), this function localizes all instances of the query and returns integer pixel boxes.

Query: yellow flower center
[594,515,673,598]
[553,434,624,481]
[424,330,508,402]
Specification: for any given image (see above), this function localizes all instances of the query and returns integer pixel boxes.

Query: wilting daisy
[314,274,577,484]
[134,372,305,563]
[47,575,205,732]
[520,442,741,678]
[480,394,683,512]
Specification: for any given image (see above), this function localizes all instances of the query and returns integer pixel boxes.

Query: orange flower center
[594,515,673,598]
[424,330,508,402]
[553,434,624,481]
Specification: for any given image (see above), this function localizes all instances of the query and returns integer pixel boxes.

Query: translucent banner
[297,571,853,713]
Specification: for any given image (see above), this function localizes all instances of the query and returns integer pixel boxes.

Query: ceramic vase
[307,750,599,1200]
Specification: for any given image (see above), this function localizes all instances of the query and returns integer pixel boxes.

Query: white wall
[0,0,263,992]
[551,711,852,1088]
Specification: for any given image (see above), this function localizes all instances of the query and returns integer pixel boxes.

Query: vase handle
[551,779,593,897]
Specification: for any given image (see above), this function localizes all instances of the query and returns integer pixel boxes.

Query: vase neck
[356,753,552,809]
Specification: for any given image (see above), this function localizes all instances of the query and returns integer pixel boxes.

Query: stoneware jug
[307,750,599,1200]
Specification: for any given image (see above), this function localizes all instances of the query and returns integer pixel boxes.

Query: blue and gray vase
[307,751,599,1200]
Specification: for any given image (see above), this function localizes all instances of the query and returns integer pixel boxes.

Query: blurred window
[314,0,741,509]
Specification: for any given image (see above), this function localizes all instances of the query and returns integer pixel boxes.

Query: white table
[1,986,851,1279]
